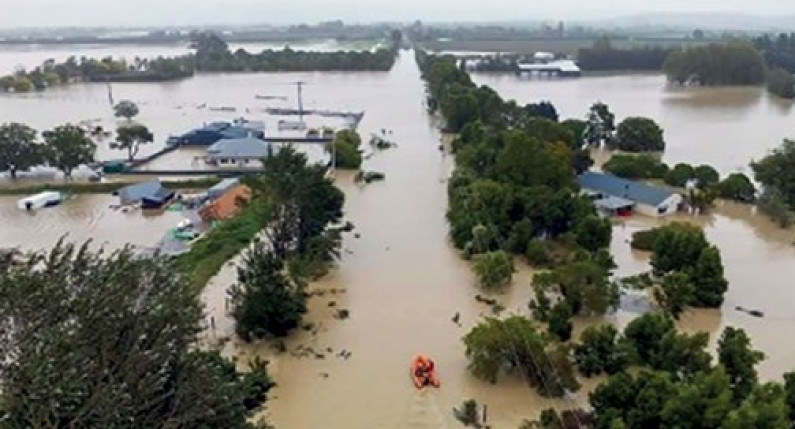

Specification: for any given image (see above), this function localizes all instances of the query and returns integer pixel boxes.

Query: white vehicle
[17,191,62,211]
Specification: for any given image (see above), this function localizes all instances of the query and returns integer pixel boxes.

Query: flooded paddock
[0,46,794,427]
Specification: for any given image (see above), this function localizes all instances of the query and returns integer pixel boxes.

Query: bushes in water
[663,42,767,86]
[473,250,514,290]
[329,129,363,169]
[603,154,668,179]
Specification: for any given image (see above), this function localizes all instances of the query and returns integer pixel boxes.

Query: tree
[473,250,514,290]
[623,313,711,378]
[716,173,756,203]
[573,215,612,252]
[561,118,587,148]
[254,146,344,260]
[664,163,695,187]
[653,272,695,320]
[752,139,795,209]
[328,129,362,169]
[533,260,619,316]
[113,124,153,161]
[0,122,42,178]
[42,124,96,177]
[611,117,666,152]
[687,245,728,307]
[574,324,631,377]
[603,154,668,179]
[0,242,271,428]
[525,101,559,122]
[693,165,720,188]
[717,327,764,402]
[584,102,615,147]
[663,42,767,86]
[766,67,795,99]
[783,371,795,421]
[660,368,734,429]
[757,187,793,228]
[548,301,573,342]
[230,241,306,340]
[650,223,709,275]
[113,99,140,121]
[462,316,579,396]
[590,371,677,429]
[722,383,790,429]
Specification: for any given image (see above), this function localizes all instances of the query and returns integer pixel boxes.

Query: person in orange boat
[412,355,440,388]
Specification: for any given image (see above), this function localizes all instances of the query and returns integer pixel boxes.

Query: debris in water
[302,322,315,331]
[354,233,361,239]
[335,309,350,320]
[452,312,461,326]
[735,306,765,318]
[328,301,337,307]
[326,347,333,353]
[320,372,329,378]
[354,170,386,184]
[314,353,325,360]
[273,340,287,353]
[475,294,498,306]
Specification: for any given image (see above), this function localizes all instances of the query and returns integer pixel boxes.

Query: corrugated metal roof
[594,195,635,210]
[116,180,174,205]
[207,137,270,159]
[578,172,675,206]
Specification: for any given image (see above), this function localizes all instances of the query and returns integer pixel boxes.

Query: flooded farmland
[0,46,794,427]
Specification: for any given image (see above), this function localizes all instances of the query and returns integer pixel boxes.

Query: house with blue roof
[166,121,265,146]
[578,172,683,217]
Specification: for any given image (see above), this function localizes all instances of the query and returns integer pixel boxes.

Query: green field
[421,38,714,56]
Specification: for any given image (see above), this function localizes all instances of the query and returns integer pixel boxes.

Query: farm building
[114,180,175,209]
[199,184,253,222]
[578,172,682,217]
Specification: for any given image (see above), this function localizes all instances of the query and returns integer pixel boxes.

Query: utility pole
[294,81,306,123]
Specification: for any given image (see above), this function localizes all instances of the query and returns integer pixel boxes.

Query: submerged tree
[113,99,140,121]
[230,241,307,340]
[113,124,154,161]
[0,122,42,178]
[611,117,666,152]
[718,327,765,402]
[473,250,514,290]
[42,124,96,177]
[463,316,579,397]
[0,241,271,428]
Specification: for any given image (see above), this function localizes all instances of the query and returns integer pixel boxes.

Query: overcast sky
[1,0,792,27]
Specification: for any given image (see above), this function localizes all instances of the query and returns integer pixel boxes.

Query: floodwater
[473,73,795,174]
[0,40,379,74]
[0,194,183,252]
[0,46,794,427]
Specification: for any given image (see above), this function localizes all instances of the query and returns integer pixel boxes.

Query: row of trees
[230,147,345,340]
[0,55,194,93]
[662,42,767,86]
[0,242,274,427]
[751,139,795,227]
[1,31,402,93]
[603,155,756,203]
[577,37,672,71]
[190,32,400,73]
[0,102,155,179]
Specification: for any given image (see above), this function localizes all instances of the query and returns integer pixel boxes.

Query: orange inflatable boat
[411,355,440,388]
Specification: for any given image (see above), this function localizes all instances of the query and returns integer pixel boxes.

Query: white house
[578,172,683,217]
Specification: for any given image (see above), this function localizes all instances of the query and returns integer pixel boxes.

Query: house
[199,184,252,222]
[578,172,682,217]
[115,180,175,209]
[206,137,271,166]
[207,178,241,200]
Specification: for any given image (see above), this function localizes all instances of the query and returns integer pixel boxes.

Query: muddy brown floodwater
[1,46,795,427]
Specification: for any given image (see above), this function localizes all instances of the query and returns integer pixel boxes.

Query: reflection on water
[473,73,795,174]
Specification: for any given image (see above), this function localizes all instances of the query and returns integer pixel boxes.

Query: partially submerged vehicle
[17,191,62,211]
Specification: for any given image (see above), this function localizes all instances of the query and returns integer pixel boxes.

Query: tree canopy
[663,42,767,86]
[113,100,140,121]
[113,124,154,161]
[752,139,795,210]
[0,122,42,178]
[0,242,272,428]
[42,124,96,176]
[611,117,666,152]
[462,316,579,397]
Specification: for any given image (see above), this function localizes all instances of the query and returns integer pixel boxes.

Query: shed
[115,180,175,209]
[199,184,252,222]
[578,172,682,217]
